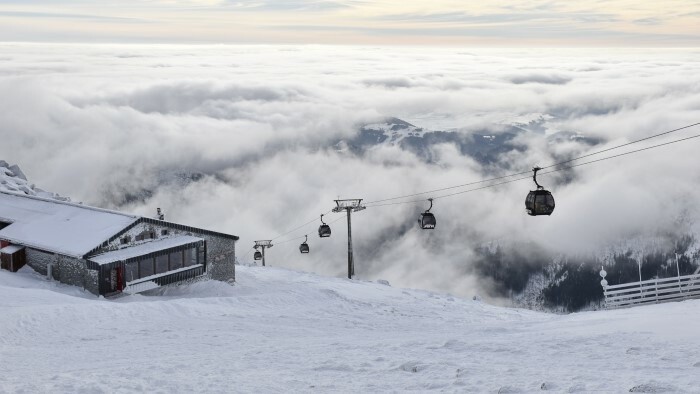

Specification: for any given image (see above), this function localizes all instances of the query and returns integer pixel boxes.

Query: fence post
[654,279,659,303]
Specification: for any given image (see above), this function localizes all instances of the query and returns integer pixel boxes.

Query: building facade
[0,191,238,296]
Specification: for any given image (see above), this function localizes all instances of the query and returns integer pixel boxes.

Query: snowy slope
[0,160,68,201]
[2,265,700,392]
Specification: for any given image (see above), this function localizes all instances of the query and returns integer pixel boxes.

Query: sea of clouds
[1,43,699,299]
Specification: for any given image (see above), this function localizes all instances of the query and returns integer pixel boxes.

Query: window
[184,248,197,267]
[545,194,555,207]
[161,229,169,236]
[169,250,183,270]
[135,230,156,242]
[125,262,139,282]
[120,235,131,245]
[125,245,201,283]
[139,257,154,277]
[155,254,169,274]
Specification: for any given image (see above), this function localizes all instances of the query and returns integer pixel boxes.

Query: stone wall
[25,248,54,276]
[199,233,236,283]
[25,247,99,295]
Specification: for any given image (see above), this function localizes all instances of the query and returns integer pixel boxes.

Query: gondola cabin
[525,189,555,216]
[419,198,436,230]
[318,224,331,238]
[299,235,310,253]
[420,212,436,229]
[318,214,331,238]
[525,167,555,216]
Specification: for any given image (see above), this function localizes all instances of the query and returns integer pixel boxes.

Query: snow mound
[0,160,68,201]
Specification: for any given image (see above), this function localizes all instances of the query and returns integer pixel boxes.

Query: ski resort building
[0,191,238,296]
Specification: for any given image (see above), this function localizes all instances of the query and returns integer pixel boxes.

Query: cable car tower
[332,199,366,279]
[253,240,273,267]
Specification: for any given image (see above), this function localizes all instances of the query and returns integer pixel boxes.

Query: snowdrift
[2,264,700,392]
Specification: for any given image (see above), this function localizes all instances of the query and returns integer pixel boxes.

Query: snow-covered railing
[124,264,204,295]
[600,269,700,309]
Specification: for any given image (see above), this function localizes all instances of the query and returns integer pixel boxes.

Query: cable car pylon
[253,240,273,266]
[332,199,366,279]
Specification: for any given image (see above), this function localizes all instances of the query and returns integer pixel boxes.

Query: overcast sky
[1,1,699,46]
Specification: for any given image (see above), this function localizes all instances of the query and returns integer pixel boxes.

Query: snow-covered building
[0,190,238,296]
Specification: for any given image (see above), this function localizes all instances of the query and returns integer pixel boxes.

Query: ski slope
[1,265,700,393]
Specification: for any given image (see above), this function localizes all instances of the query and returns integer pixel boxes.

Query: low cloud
[508,73,572,85]
[1,44,699,301]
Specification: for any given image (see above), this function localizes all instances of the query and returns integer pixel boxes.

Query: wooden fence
[602,273,700,309]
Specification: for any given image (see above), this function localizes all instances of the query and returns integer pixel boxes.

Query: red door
[116,267,124,291]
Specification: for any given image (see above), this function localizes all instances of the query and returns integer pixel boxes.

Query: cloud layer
[1,44,700,300]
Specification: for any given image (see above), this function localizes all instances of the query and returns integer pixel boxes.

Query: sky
[1,44,699,301]
[0,1,699,46]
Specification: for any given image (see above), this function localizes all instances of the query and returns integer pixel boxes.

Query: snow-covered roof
[0,244,24,254]
[88,235,203,265]
[0,191,139,258]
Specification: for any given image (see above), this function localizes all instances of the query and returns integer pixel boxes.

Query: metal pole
[262,246,266,267]
[638,255,643,298]
[346,208,353,279]
[638,257,642,282]
[676,252,682,293]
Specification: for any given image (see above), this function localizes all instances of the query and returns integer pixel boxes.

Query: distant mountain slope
[338,115,601,165]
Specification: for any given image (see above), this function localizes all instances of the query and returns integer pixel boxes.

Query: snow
[2,264,700,392]
[0,192,138,258]
[0,161,68,201]
[363,119,428,146]
[0,244,24,254]
[89,235,203,265]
